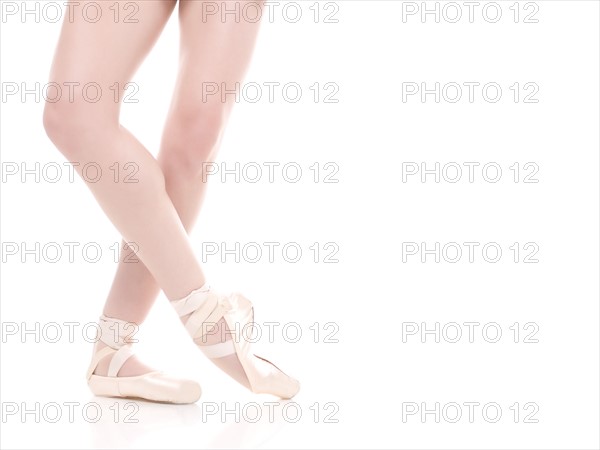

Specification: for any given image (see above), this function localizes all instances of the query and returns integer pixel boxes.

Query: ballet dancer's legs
[44,1,298,399]
[43,0,204,301]
[43,0,205,378]
[98,0,267,378]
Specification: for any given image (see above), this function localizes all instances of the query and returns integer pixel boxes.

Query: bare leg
[100,0,267,378]
[43,1,207,375]
[170,0,277,391]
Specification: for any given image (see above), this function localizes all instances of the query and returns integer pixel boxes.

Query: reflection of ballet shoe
[86,315,201,404]
[172,286,300,399]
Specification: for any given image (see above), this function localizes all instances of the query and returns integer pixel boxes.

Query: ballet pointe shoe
[171,286,300,399]
[86,315,201,404]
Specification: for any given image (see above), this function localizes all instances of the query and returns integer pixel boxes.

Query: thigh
[47,0,177,117]
[171,0,267,113]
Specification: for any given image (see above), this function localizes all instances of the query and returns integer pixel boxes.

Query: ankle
[89,314,152,377]
[170,282,212,323]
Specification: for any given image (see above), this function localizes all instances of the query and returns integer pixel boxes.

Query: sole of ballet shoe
[88,372,202,404]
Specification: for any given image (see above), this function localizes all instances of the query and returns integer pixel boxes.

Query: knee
[161,105,229,177]
[43,101,80,149]
[43,100,115,160]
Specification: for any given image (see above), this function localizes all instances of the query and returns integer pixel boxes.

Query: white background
[1,0,599,448]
